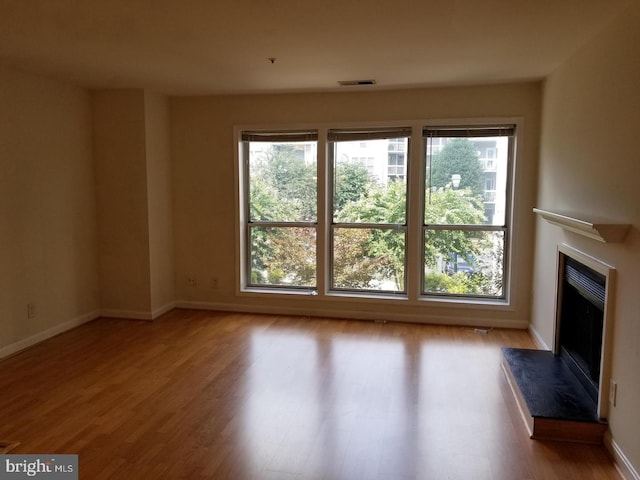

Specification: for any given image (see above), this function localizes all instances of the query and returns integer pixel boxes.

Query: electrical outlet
[210,277,218,289]
[609,380,617,406]
[186,276,197,287]
[27,302,36,319]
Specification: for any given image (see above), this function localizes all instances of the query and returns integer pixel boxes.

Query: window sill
[241,287,318,296]
[419,295,510,310]
[239,287,511,309]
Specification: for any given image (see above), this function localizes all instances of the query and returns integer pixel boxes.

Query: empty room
[1,0,639,479]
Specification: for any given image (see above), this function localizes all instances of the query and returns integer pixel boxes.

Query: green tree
[334,180,490,292]
[249,141,492,294]
[249,176,289,221]
[333,161,373,214]
[252,144,317,221]
[249,144,317,284]
[260,227,316,286]
[332,227,396,289]
[423,186,487,268]
[336,180,406,289]
[429,138,484,196]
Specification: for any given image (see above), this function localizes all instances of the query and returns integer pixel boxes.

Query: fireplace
[554,244,615,420]
[557,256,605,404]
[500,245,615,443]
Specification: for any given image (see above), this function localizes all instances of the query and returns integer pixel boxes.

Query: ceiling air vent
[338,79,377,86]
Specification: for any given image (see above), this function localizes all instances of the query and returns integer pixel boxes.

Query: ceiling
[0,0,633,95]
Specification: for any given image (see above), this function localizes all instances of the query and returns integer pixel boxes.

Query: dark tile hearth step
[501,347,607,444]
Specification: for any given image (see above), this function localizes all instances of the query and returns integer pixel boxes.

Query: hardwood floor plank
[0,310,622,480]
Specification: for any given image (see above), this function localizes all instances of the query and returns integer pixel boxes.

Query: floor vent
[338,79,376,86]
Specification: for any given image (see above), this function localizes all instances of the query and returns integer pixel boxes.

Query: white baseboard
[528,324,550,350]
[0,310,100,360]
[605,431,640,480]
[151,302,176,319]
[100,302,176,321]
[99,309,154,321]
[174,300,530,329]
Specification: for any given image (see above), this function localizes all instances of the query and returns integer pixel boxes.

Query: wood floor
[0,310,622,480]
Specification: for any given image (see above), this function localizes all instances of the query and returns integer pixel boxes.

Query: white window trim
[234,118,523,309]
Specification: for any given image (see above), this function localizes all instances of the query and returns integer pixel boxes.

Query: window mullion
[316,127,328,296]
[406,122,424,301]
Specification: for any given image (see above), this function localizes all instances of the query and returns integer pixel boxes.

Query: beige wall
[532,1,640,474]
[171,83,541,327]
[144,91,175,315]
[0,67,99,355]
[93,90,152,316]
[0,81,174,354]
[93,89,174,319]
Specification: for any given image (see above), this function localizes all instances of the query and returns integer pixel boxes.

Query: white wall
[171,83,540,327]
[532,1,640,475]
[0,67,99,356]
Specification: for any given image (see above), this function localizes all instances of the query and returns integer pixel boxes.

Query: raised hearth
[502,347,607,444]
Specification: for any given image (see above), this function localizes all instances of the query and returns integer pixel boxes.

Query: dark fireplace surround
[557,255,606,406]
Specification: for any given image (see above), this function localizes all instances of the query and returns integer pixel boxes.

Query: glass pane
[423,229,504,297]
[248,141,317,222]
[425,136,509,225]
[332,227,405,292]
[333,138,407,224]
[249,226,316,287]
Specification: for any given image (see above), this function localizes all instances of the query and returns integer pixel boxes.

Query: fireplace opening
[558,256,606,405]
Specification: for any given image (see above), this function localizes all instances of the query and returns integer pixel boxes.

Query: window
[329,128,410,293]
[239,122,515,302]
[387,152,406,181]
[241,130,318,289]
[423,126,514,298]
[485,175,496,192]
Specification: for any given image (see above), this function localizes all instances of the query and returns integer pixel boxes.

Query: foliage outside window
[330,129,410,293]
[243,131,318,288]
[240,124,514,300]
[423,126,514,298]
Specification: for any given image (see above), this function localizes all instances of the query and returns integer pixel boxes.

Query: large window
[242,131,318,289]
[239,123,515,301]
[329,128,410,293]
[423,126,514,298]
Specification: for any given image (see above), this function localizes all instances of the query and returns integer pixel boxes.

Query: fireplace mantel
[533,208,630,243]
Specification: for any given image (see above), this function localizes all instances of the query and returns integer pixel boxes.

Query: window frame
[421,125,516,300]
[240,130,319,291]
[328,127,411,295]
[236,120,519,305]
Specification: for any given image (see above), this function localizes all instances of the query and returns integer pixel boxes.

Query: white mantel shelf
[533,208,631,243]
